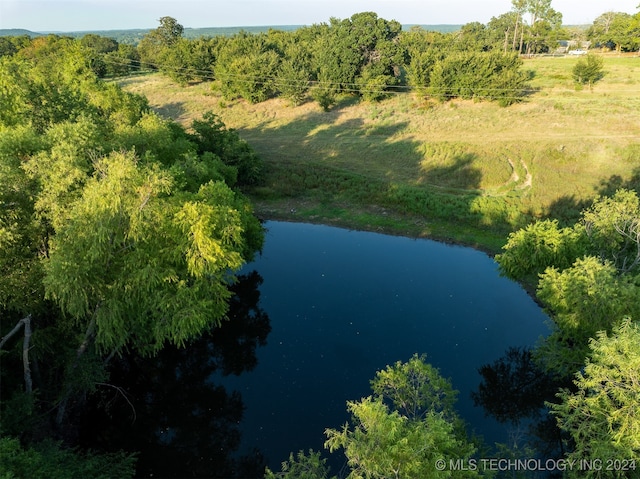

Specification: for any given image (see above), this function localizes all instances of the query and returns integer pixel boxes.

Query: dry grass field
[120,54,640,251]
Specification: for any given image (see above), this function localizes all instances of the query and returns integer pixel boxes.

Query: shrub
[572,54,605,89]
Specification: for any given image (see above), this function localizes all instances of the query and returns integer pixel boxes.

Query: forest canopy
[0,35,264,476]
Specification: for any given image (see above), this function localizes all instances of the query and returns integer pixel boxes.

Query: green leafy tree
[496,189,640,377]
[43,151,254,356]
[0,37,147,133]
[158,37,199,85]
[455,22,493,52]
[581,189,640,271]
[486,12,520,53]
[188,111,264,185]
[511,0,528,52]
[137,16,184,68]
[521,0,563,54]
[0,436,136,479]
[0,37,19,57]
[310,83,337,112]
[277,42,313,106]
[265,450,336,479]
[102,44,141,77]
[630,11,640,53]
[77,34,120,77]
[536,256,640,375]
[496,219,587,282]
[587,12,635,52]
[572,54,605,89]
[0,126,46,316]
[313,12,403,102]
[154,16,184,46]
[324,354,479,479]
[79,34,118,54]
[370,354,458,419]
[0,50,264,446]
[550,319,640,476]
[401,28,448,95]
[427,51,529,106]
[214,32,281,103]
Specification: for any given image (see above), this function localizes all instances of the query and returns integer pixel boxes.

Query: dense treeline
[134,13,532,107]
[2,6,638,109]
[0,36,264,477]
[0,33,142,77]
[493,190,640,472]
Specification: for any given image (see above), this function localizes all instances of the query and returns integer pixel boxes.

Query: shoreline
[251,197,506,255]
[250,197,545,307]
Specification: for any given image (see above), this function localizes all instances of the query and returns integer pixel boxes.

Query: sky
[1,0,638,32]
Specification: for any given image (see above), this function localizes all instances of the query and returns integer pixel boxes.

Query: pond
[81,220,550,477]
[220,221,550,472]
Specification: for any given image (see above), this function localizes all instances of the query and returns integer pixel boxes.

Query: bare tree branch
[23,315,33,394]
[0,315,30,350]
[0,315,34,393]
[96,382,137,422]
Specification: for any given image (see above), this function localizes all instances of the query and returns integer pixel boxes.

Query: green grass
[120,55,640,253]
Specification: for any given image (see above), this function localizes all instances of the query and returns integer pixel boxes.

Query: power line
[100,56,640,103]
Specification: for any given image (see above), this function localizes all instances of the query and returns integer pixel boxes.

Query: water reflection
[79,272,271,478]
[224,221,550,471]
[472,347,572,459]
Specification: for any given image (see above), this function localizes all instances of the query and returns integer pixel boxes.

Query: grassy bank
[120,54,640,254]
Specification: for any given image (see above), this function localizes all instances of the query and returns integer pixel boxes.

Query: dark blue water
[218,221,550,471]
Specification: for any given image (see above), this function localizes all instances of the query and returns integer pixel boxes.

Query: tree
[324,354,479,479]
[137,16,184,68]
[370,354,458,420]
[496,219,587,282]
[43,152,255,356]
[79,34,118,54]
[427,51,530,106]
[572,54,605,89]
[102,44,141,77]
[277,44,312,106]
[455,22,492,52]
[0,437,136,479]
[0,50,264,451]
[550,319,640,476]
[511,0,528,52]
[582,189,640,272]
[154,16,184,46]
[536,256,640,376]
[521,0,563,54]
[630,11,640,53]
[496,190,640,377]
[188,111,264,186]
[312,12,403,102]
[401,28,448,96]
[265,450,335,479]
[587,12,634,52]
[214,32,281,103]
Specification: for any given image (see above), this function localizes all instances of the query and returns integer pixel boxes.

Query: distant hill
[0,24,463,44]
[0,29,45,37]
[403,24,463,32]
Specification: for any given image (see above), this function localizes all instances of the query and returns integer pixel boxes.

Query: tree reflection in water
[78,271,271,478]
[472,347,573,459]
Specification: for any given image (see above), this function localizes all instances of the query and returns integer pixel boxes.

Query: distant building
[556,40,591,54]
